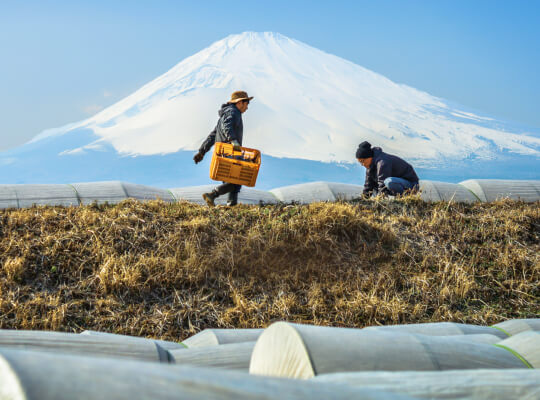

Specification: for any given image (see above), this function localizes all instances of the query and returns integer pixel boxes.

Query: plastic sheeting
[80,330,185,351]
[2,179,538,209]
[493,318,540,336]
[170,342,255,371]
[314,369,540,400]
[0,330,173,363]
[270,181,481,203]
[0,184,79,208]
[182,328,264,348]
[169,185,278,206]
[363,332,501,345]
[72,181,175,205]
[248,322,527,379]
[460,179,540,202]
[325,182,364,201]
[0,185,20,208]
[362,322,507,339]
[419,181,478,202]
[123,182,175,202]
[270,182,338,203]
[496,331,540,368]
[0,348,415,400]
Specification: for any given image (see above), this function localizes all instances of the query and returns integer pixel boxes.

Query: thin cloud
[83,104,104,115]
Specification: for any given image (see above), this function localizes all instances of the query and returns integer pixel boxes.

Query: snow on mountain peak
[32,31,540,164]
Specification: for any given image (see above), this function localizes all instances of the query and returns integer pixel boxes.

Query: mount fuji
[1,32,539,189]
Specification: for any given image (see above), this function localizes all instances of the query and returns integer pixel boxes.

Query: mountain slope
[2,32,539,187]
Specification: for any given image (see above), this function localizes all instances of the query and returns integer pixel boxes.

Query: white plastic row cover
[0,181,175,208]
[0,348,415,400]
[1,179,538,208]
[181,328,263,348]
[248,322,540,378]
[172,321,536,373]
[0,330,176,363]
[315,369,540,400]
[269,180,540,203]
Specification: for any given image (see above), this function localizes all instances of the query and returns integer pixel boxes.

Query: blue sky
[1,0,539,151]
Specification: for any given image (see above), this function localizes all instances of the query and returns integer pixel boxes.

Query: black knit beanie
[356,141,374,159]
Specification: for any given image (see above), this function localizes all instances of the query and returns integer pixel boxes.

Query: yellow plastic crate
[209,142,261,187]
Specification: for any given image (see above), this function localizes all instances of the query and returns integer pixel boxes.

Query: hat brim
[229,96,254,103]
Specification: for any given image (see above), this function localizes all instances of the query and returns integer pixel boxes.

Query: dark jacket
[199,103,243,155]
[363,147,419,195]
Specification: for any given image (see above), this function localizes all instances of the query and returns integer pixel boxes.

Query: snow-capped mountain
[2,32,539,188]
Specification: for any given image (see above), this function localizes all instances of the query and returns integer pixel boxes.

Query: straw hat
[228,91,254,104]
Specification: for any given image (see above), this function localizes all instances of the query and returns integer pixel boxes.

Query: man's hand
[231,140,241,152]
[193,152,204,164]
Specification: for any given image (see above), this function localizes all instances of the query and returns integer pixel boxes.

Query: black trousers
[214,183,241,200]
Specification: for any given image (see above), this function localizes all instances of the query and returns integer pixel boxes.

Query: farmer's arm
[199,127,217,155]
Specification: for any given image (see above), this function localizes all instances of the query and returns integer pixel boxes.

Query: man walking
[193,91,253,207]
[356,141,419,197]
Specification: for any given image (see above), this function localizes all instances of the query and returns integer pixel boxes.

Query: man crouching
[356,141,419,197]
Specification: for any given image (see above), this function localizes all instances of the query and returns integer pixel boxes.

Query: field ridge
[0,198,538,341]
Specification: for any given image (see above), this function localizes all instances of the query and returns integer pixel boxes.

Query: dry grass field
[0,197,538,341]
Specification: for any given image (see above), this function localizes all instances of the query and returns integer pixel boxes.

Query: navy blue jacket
[363,147,419,195]
[199,103,243,155]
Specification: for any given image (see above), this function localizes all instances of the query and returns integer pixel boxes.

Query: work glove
[231,140,241,152]
[193,151,204,164]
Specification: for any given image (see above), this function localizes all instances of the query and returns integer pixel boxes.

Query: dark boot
[226,190,239,207]
[202,190,218,207]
